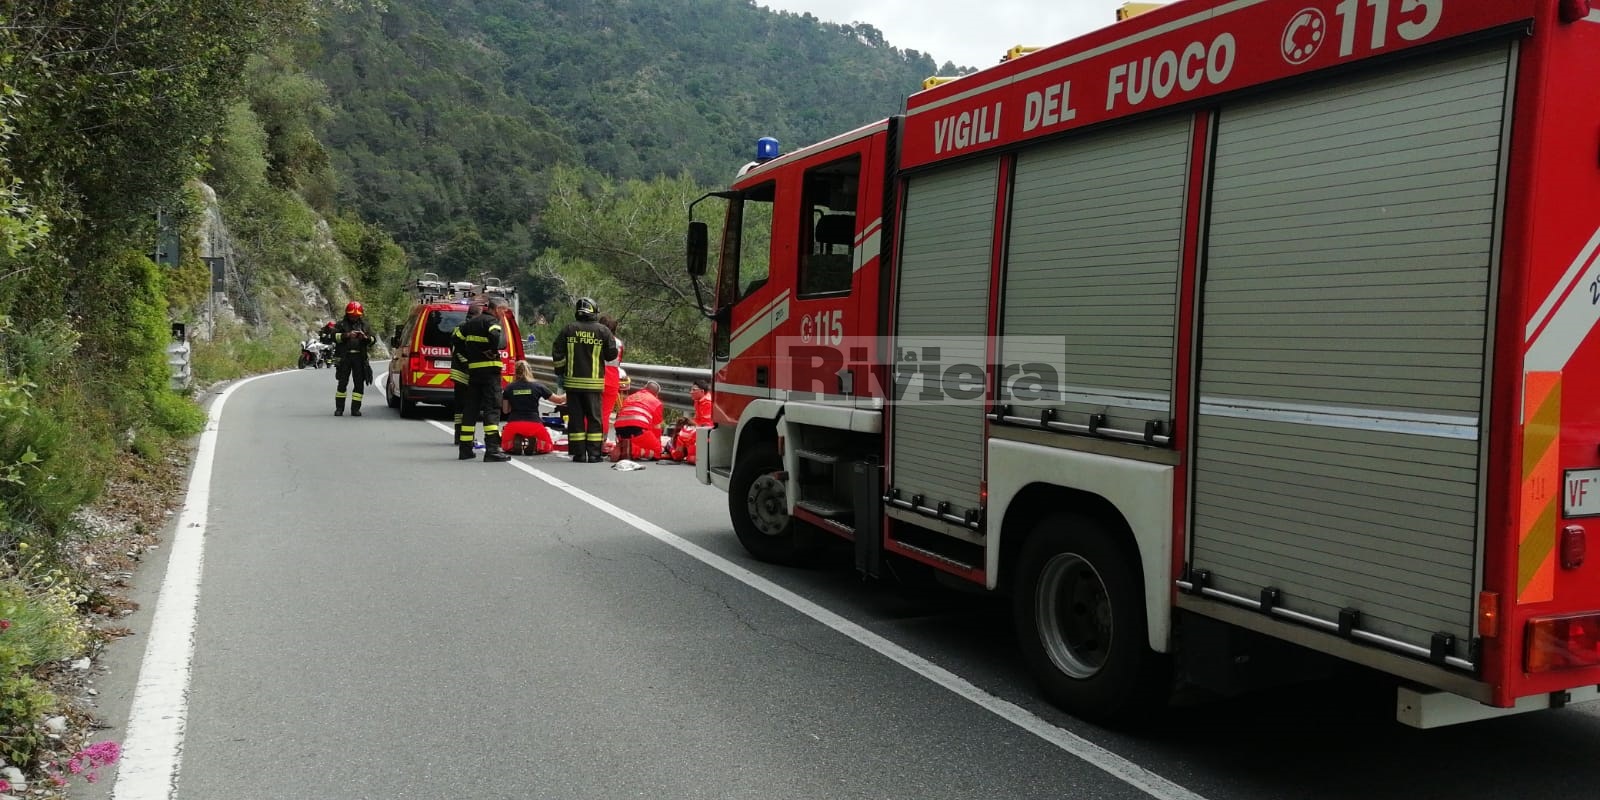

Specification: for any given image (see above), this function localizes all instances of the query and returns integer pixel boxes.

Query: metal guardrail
[525,355,711,412]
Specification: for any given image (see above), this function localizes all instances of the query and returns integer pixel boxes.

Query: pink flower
[0,619,11,632]
[74,736,120,768]
[0,779,11,791]
[78,741,121,767]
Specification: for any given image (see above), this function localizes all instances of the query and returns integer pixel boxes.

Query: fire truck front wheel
[1013,513,1168,726]
[728,449,821,566]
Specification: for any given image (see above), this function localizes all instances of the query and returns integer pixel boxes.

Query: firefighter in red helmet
[333,300,374,416]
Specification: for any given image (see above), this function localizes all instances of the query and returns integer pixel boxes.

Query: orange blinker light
[1478,591,1499,638]
[1526,614,1600,672]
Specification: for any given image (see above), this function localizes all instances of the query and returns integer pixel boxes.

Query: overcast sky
[756,0,1134,70]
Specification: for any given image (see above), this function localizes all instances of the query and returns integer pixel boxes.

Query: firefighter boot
[570,436,589,462]
[483,434,511,463]
[458,443,476,461]
[589,442,606,464]
[351,400,363,417]
[334,397,345,417]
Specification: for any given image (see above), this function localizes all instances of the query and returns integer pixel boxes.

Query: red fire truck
[686,0,1600,727]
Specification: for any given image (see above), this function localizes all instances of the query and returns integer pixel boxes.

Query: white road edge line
[113,373,275,800]
[427,418,1209,800]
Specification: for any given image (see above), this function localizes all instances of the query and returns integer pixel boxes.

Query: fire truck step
[794,448,840,465]
[796,498,852,519]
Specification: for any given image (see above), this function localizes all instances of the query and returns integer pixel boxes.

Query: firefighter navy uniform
[332,305,373,416]
[553,298,618,463]
[452,305,511,462]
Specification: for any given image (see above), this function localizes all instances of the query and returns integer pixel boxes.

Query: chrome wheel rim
[1035,552,1112,680]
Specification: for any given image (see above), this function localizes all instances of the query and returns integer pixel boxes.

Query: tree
[536,165,712,365]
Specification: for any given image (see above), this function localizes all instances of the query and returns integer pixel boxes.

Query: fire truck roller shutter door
[1190,43,1513,659]
[889,158,999,525]
[1000,114,1191,435]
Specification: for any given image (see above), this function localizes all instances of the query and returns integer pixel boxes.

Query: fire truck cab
[690,0,1600,728]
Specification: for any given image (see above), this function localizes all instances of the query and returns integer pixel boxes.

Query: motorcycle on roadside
[298,339,335,369]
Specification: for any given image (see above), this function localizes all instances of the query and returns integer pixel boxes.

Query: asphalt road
[84,367,1600,799]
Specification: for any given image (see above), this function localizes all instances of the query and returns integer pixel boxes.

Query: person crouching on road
[610,380,665,462]
[552,297,618,463]
[333,301,374,416]
[501,361,566,455]
[453,298,512,462]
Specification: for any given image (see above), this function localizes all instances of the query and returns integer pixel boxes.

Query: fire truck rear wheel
[728,449,820,566]
[1013,513,1168,726]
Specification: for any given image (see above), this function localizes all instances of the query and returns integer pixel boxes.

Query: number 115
[1334,0,1444,57]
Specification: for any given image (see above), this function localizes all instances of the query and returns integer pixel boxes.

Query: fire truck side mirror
[390,325,401,349]
[686,221,709,278]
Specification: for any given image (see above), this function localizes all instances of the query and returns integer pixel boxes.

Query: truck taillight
[1525,614,1600,672]
[1562,525,1586,570]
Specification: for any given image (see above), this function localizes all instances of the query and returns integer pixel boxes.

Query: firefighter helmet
[575,297,598,321]
[345,301,364,317]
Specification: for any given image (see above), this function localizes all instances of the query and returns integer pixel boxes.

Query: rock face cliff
[191,180,354,343]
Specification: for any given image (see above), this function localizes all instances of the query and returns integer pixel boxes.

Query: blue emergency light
[756,137,780,162]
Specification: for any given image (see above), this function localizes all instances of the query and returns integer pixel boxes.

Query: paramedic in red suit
[598,314,624,436]
[610,381,665,462]
[691,378,712,426]
[501,361,565,455]
[669,379,713,463]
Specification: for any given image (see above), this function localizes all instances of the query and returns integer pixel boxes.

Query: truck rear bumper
[1397,684,1600,729]
[404,385,455,405]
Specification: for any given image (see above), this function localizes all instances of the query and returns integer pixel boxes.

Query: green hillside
[305,0,961,286]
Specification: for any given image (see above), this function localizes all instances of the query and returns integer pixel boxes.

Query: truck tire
[398,388,419,419]
[1012,513,1169,726]
[386,377,401,409]
[728,448,821,566]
